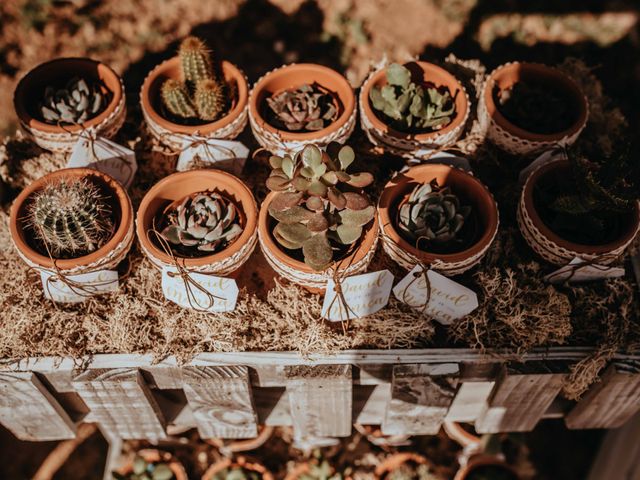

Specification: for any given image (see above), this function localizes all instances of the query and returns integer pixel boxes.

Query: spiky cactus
[27,177,114,258]
[160,36,228,122]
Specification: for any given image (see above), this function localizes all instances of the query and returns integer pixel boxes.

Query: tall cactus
[27,177,114,258]
[179,36,214,88]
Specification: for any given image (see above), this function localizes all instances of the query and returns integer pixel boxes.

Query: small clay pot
[359,61,469,154]
[258,191,379,292]
[443,422,480,448]
[355,424,411,448]
[378,163,499,276]
[518,158,640,266]
[115,449,188,480]
[140,57,249,150]
[479,62,588,155]
[9,167,134,275]
[249,63,357,155]
[136,169,258,275]
[202,456,274,480]
[14,57,126,153]
[375,453,434,480]
[454,455,519,480]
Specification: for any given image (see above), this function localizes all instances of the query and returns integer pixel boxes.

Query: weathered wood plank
[286,364,352,438]
[354,384,391,425]
[475,362,567,433]
[587,410,640,480]
[0,372,76,441]
[182,366,258,439]
[446,381,495,422]
[72,368,166,440]
[566,362,640,429]
[382,363,459,436]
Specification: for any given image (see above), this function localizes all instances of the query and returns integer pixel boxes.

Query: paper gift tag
[410,149,472,172]
[161,266,238,312]
[176,138,249,176]
[40,269,119,303]
[393,266,478,325]
[544,257,625,284]
[518,148,563,184]
[67,133,137,189]
[321,270,394,321]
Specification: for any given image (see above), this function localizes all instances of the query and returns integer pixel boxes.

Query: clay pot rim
[454,455,519,480]
[523,159,640,254]
[115,448,188,480]
[374,452,433,478]
[249,63,356,141]
[140,57,248,135]
[202,456,274,480]
[14,57,123,135]
[136,169,257,268]
[484,62,588,143]
[258,190,379,276]
[360,61,469,141]
[9,167,132,271]
[378,163,499,264]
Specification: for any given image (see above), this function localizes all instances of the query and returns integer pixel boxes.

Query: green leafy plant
[369,63,455,132]
[266,143,375,271]
[266,83,338,132]
[211,466,262,480]
[160,36,229,122]
[387,463,439,480]
[159,191,243,256]
[40,77,106,125]
[26,177,114,258]
[398,179,472,251]
[112,455,174,480]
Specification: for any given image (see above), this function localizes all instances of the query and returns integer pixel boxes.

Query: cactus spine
[27,177,114,258]
[160,36,228,122]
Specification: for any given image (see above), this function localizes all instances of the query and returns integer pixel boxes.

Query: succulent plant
[112,455,174,480]
[299,460,342,480]
[386,463,439,480]
[211,467,262,480]
[267,143,375,271]
[160,36,229,122]
[398,179,471,250]
[369,63,455,132]
[266,83,338,132]
[40,77,106,125]
[159,190,243,256]
[26,177,114,258]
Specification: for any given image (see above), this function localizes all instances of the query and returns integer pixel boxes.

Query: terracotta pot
[140,57,249,150]
[443,422,480,448]
[359,61,470,155]
[9,167,134,275]
[14,57,126,153]
[518,158,640,266]
[249,63,357,155]
[136,169,258,275]
[375,453,434,480]
[378,164,499,276]
[202,456,274,480]
[479,62,588,155]
[454,455,519,480]
[355,424,411,447]
[258,191,379,292]
[115,449,188,480]
[205,425,274,454]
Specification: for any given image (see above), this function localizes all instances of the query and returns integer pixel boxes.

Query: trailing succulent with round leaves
[267,143,375,271]
[112,455,174,480]
[26,177,114,258]
[211,467,262,480]
[160,36,229,122]
[266,83,338,132]
[398,180,471,249]
[40,77,106,125]
[369,63,455,132]
[386,463,439,480]
[160,191,243,256]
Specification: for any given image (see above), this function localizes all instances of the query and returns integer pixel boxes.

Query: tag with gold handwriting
[40,269,119,303]
[161,266,238,312]
[321,270,394,321]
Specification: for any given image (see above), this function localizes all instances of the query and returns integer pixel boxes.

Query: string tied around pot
[323,244,363,334]
[544,253,622,284]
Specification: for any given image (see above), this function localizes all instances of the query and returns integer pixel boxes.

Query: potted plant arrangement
[518,143,640,266]
[136,169,258,277]
[202,456,273,480]
[9,167,134,284]
[113,449,187,480]
[258,143,378,291]
[248,64,356,155]
[285,456,342,480]
[378,163,498,276]
[479,62,588,155]
[454,456,519,480]
[14,57,126,153]
[140,36,249,150]
[375,453,442,480]
[359,62,469,155]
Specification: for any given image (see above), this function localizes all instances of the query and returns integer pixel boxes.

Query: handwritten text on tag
[544,257,625,284]
[161,266,238,312]
[177,139,249,176]
[321,270,394,321]
[393,266,478,325]
[40,270,119,303]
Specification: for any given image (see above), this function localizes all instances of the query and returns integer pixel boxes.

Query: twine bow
[323,244,361,333]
